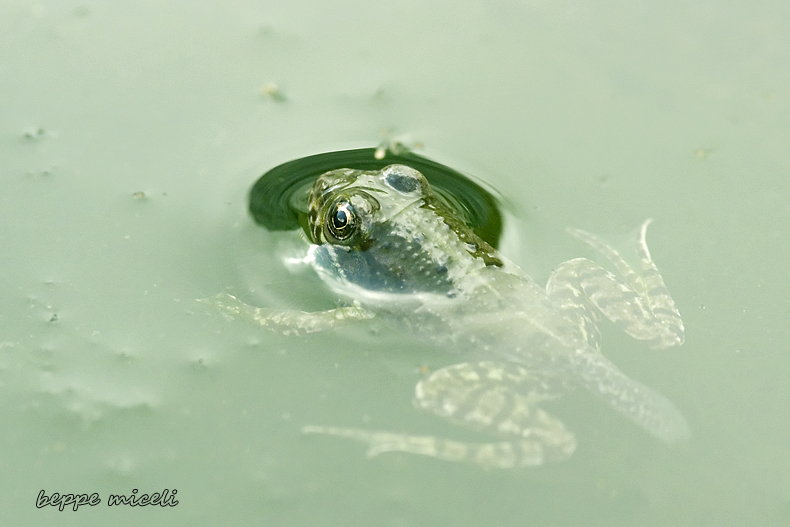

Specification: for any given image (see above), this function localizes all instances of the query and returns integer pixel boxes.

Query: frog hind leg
[547,219,684,349]
[200,293,374,335]
[303,361,577,468]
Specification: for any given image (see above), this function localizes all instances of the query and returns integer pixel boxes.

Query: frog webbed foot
[199,292,374,335]
[304,361,576,468]
[548,219,684,349]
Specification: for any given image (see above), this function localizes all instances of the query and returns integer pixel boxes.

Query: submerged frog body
[214,164,688,468]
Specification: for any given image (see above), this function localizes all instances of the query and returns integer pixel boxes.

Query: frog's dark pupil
[326,201,356,241]
[334,209,348,228]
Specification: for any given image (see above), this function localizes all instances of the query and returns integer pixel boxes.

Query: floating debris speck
[23,128,47,140]
[261,82,286,102]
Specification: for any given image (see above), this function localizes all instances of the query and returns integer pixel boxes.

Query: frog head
[305,164,502,297]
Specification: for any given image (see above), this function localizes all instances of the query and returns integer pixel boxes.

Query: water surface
[2,1,789,525]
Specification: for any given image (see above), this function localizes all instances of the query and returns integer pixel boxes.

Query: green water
[2,1,789,525]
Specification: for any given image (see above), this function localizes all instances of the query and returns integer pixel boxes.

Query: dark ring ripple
[249,147,503,249]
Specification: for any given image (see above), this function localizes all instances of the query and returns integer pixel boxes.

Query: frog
[211,163,688,468]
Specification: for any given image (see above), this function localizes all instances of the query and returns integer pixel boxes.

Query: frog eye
[382,165,424,195]
[385,171,418,193]
[325,200,357,242]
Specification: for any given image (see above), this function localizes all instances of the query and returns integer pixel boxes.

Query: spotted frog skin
[213,164,688,468]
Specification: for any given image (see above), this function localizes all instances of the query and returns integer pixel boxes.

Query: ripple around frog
[248,147,504,249]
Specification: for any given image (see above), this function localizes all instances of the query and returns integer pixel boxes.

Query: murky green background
[2,1,789,525]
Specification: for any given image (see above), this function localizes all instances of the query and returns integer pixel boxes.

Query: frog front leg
[547,219,684,350]
[304,361,576,468]
[202,293,374,335]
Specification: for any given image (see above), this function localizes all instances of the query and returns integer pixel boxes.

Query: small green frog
[213,164,688,468]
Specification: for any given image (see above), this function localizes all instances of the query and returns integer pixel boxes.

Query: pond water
[2,1,789,525]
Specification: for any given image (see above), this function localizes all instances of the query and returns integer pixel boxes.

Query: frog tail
[574,354,690,445]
